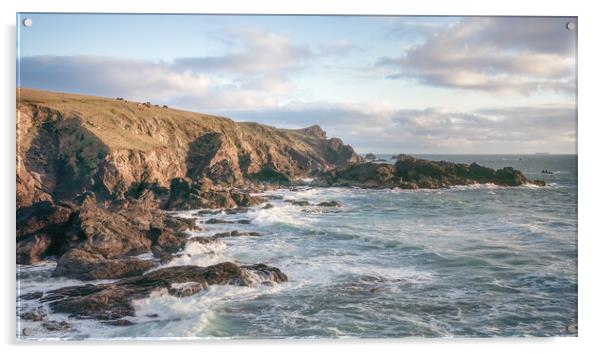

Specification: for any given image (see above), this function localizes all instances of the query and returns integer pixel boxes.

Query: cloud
[377,17,576,95]
[173,28,312,73]
[19,28,316,111]
[222,103,576,154]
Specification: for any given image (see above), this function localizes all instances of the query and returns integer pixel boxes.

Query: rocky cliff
[17,89,360,209]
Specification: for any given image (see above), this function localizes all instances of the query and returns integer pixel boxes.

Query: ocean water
[17,154,578,339]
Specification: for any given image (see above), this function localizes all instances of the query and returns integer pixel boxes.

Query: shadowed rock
[317,200,342,207]
[38,262,287,320]
[318,155,544,189]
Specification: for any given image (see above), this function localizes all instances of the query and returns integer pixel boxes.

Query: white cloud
[223,102,576,154]
[377,17,577,95]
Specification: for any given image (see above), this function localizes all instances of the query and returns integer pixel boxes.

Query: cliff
[16,88,360,208]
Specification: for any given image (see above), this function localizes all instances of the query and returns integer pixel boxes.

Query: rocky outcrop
[53,248,155,281]
[317,155,545,189]
[364,153,376,160]
[16,201,76,264]
[16,190,199,275]
[17,89,360,209]
[37,262,287,320]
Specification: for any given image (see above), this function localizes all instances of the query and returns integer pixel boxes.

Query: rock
[320,138,362,166]
[531,179,546,186]
[188,237,219,245]
[20,308,46,321]
[168,282,207,297]
[102,319,135,326]
[261,203,274,209]
[205,218,234,224]
[224,207,249,214]
[284,199,310,206]
[41,262,287,320]
[53,249,156,281]
[364,153,377,160]
[324,163,397,188]
[20,291,43,300]
[16,201,74,239]
[212,230,261,238]
[42,320,71,331]
[60,197,151,259]
[16,201,76,264]
[17,234,52,265]
[18,89,361,212]
[318,156,537,189]
[317,200,341,207]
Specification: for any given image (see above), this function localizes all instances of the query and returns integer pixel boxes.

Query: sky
[17,14,577,154]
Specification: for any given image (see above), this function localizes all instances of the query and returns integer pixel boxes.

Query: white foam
[163,239,228,267]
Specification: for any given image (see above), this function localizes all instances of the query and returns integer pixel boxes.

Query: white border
[2,1,601,353]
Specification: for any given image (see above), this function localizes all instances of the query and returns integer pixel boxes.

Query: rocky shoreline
[17,89,547,333]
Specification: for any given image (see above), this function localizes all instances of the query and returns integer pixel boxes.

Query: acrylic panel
[16,13,577,340]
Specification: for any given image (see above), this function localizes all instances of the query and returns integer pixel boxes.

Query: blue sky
[17,14,577,154]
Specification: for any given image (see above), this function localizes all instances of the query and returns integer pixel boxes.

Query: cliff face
[16,89,360,208]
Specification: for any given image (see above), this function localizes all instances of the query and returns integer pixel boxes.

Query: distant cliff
[16,89,360,208]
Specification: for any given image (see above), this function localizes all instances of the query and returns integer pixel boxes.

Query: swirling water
[17,155,577,339]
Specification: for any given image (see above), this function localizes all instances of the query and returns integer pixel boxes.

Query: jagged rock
[364,153,377,160]
[18,89,360,210]
[20,291,43,300]
[317,200,341,207]
[53,248,156,281]
[319,155,541,189]
[16,201,76,264]
[17,234,53,265]
[59,196,151,259]
[321,138,362,166]
[16,201,74,239]
[41,262,287,320]
[261,203,274,209]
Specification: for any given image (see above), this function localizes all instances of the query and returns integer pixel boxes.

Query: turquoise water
[17,155,577,339]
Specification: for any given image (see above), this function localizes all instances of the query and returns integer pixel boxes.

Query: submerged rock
[317,200,341,207]
[284,199,311,206]
[42,320,71,331]
[102,319,135,326]
[212,230,261,238]
[39,262,287,320]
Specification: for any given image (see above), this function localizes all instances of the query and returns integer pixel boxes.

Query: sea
[17,154,578,339]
